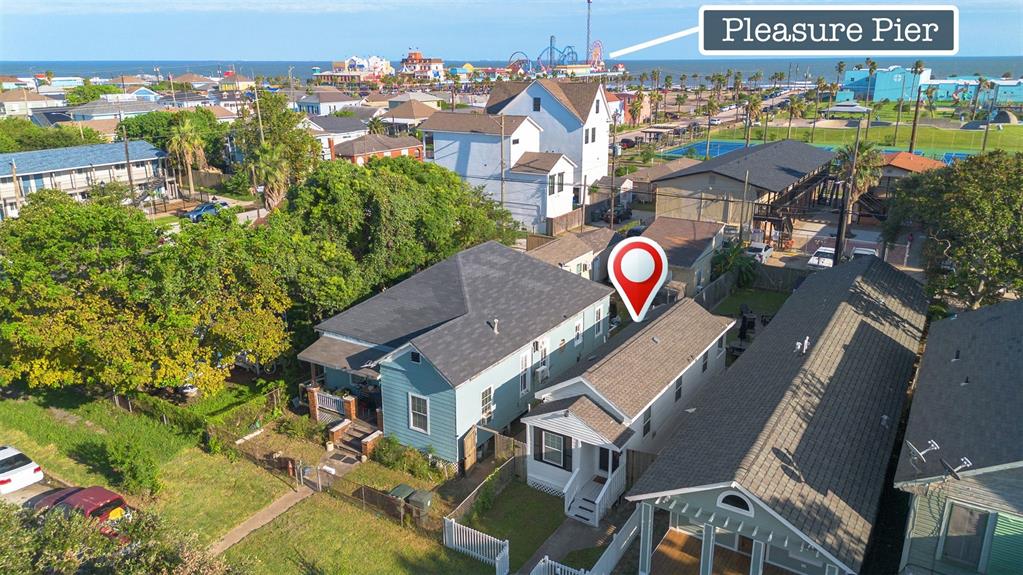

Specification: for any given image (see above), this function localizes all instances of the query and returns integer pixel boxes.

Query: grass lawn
[465,481,564,572]
[560,544,609,570]
[224,493,488,575]
[151,213,182,227]
[183,378,266,420]
[0,392,287,543]
[713,288,791,318]
[343,461,441,493]
[713,124,1023,154]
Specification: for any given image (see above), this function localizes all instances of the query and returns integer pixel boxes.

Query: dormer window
[410,351,421,364]
[717,491,754,517]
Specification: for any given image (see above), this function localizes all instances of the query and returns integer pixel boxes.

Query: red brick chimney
[327,137,336,160]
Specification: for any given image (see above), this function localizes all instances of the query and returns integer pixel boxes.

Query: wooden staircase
[340,419,378,454]
[567,480,603,525]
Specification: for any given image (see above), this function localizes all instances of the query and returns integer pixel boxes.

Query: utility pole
[834,114,864,267]
[893,72,907,144]
[586,0,593,65]
[288,66,294,91]
[739,169,749,243]
[609,111,619,228]
[908,85,923,153]
[252,68,265,145]
[499,114,506,208]
[121,114,136,203]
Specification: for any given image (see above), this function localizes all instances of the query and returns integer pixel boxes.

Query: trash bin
[408,489,433,511]
[388,483,415,502]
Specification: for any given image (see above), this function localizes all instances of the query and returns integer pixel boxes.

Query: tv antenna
[906,439,939,471]
[940,457,973,481]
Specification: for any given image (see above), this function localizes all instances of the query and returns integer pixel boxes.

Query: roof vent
[952,349,960,361]
[881,415,890,429]
[652,336,661,344]
[961,376,970,386]
[794,336,810,355]
[489,318,499,335]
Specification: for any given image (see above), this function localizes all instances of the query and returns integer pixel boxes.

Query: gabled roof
[510,152,572,174]
[553,299,733,419]
[526,395,635,448]
[314,241,612,387]
[527,227,619,268]
[884,151,946,173]
[333,134,421,156]
[627,157,702,184]
[0,141,166,177]
[640,217,723,269]
[381,100,437,121]
[0,88,50,103]
[389,92,443,104]
[108,75,146,85]
[627,257,928,573]
[419,111,529,136]
[895,300,1023,485]
[172,73,213,84]
[300,91,361,104]
[305,114,368,134]
[653,140,835,193]
[55,118,120,137]
[67,100,164,115]
[346,106,385,121]
[207,105,237,120]
[486,79,603,122]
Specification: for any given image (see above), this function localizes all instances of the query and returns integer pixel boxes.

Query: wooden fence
[444,517,510,575]
[526,233,556,251]
[325,474,443,532]
[693,270,736,311]
[446,456,517,522]
[546,206,585,236]
[625,449,657,492]
[752,265,810,293]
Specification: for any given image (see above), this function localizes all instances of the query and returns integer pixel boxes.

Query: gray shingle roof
[895,300,1023,485]
[527,227,619,268]
[640,217,723,269]
[67,100,164,116]
[652,140,835,193]
[419,112,529,136]
[627,257,928,573]
[316,241,613,386]
[305,114,368,134]
[511,152,569,174]
[554,299,733,419]
[0,141,166,177]
[333,134,421,157]
[529,395,635,448]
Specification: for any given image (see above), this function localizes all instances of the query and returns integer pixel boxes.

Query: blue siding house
[299,241,613,470]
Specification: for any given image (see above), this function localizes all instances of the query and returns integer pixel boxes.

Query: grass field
[0,391,287,543]
[713,123,1023,154]
[713,288,791,318]
[224,493,487,575]
[465,481,565,571]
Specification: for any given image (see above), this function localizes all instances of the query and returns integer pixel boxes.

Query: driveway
[1,481,61,507]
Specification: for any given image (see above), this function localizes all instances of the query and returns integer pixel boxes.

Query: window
[410,351,421,364]
[591,127,597,143]
[408,393,429,434]
[533,97,541,111]
[575,262,583,274]
[574,315,584,346]
[511,138,519,145]
[584,129,590,144]
[542,431,564,467]
[941,503,990,568]
[701,351,709,372]
[674,376,683,401]
[595,99,601,114]
[548,174,556,196]
[642,408,652,436]
[557,172,564,192]
[594,307,603,335]
[519,352,531,396]
[717,336,725,356]
[718,492,754,517]
[538,339,549,368]
[481,387,494,425]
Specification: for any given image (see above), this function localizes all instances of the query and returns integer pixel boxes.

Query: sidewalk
[210,484,313,555]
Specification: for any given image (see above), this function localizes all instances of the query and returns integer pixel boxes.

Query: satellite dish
[940,456,973,481]
[906,439,940,471]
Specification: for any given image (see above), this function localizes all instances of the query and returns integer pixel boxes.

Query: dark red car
[34,486,130,539]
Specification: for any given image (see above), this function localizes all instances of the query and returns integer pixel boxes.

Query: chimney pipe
[328,137,336,160]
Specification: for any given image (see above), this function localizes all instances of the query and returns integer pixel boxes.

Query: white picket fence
[443,517,510,575]
[528,505,642,575]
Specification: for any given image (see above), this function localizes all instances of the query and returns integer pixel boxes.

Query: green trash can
[408,489,433,511]
[388,483,415,502]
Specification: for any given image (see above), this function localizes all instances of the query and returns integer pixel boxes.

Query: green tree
[884,151,1023,309]
[786,95,805,140]
[251,142,289,209]
[234,90,319,186]
[119,108,228,168]
[701,97,721,159]
[166,116,207,199]
[0,117,104,152]
[366,116,386,135]
[65,84,122,105]
[832,140,884,205]
[742,94,763,147]
[712,243,757,287]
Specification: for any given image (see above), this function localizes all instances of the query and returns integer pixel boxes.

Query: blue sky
[1,0,1021,60]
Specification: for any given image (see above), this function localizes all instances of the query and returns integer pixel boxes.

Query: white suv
[0,446,43,494]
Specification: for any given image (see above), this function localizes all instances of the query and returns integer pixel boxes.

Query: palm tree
[786,95,805,140]
[695,84,706,109]
[639,72,649,91]
[702,97,721,159]
[166,117,207,199]
[833,140,883,203]
[651,69,660,92]
[925,86,938,117]
[366,117,385,135]
[675,93,687,114]
[743,94,763,147]
[649,90,663,121]
[810,76,826,143]
[750,70,763,92]
[908,60,926,152]
[864,58,878,140]
[679,74,688,91]
[835,61,846,89]
[251,142,289,210]
[968,76,988,120]
[663,75,673,92]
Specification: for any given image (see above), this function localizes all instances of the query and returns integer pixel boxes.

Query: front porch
[652,529,792,575]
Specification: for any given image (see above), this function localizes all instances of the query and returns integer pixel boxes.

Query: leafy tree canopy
[118,108,229,168]
[0,117,105,153]
[65,84,122,106]
[884,150,1023,308]
[0,190,290,392]
[233,90,320,186]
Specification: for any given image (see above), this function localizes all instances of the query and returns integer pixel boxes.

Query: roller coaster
[508,36,582,76]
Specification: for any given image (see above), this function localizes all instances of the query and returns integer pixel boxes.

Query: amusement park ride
[506,0,617,77]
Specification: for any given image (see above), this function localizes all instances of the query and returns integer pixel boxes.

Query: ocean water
[0,57,1018,82]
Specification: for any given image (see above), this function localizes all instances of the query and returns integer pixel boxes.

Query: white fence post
[443,517,510,575]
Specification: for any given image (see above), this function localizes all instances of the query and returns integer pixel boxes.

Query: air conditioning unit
[534,366,550,384]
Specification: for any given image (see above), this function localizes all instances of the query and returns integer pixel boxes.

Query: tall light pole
[609,109,621,228]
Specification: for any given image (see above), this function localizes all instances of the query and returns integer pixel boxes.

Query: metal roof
[0,141,166,177]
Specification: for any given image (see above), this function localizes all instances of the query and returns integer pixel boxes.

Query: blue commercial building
[926,77,1023,105]
[842,65,931,102]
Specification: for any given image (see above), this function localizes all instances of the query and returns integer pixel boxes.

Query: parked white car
[745,242,773,264]
[807,247,837,270]
[851,247,879,259]
[0,446,43,495]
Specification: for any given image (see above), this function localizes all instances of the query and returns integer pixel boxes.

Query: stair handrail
[563,467,583,515]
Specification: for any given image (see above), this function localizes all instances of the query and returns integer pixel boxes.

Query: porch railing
[563,467,584,515]
[592,462,627,527]
[443,517,510,575]
[316,390,346,415]
[589,505,641,574]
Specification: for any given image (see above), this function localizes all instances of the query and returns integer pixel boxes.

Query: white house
[522,298,733,526]
[486,79,610,206]
[297,92,364,116]
[420,111,578,232]
[526,226,620,283]
[0,89,64,117]
[302,115,370,160]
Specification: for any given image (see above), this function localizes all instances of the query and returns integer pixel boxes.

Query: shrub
[106,439,161,496]
[223,169,253,197]
[128,393,206,437]
[276,416,325,443]
[370,435,445,482]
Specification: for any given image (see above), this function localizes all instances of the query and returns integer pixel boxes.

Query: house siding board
[655,172,755,225]
[324,368,352,391]
[379,351,458,462]
[989,513,1023,575]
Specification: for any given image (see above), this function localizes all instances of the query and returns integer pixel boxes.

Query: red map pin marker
[608,237,669,322]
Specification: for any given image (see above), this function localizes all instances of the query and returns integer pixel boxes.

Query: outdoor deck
[651,529,791,575]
